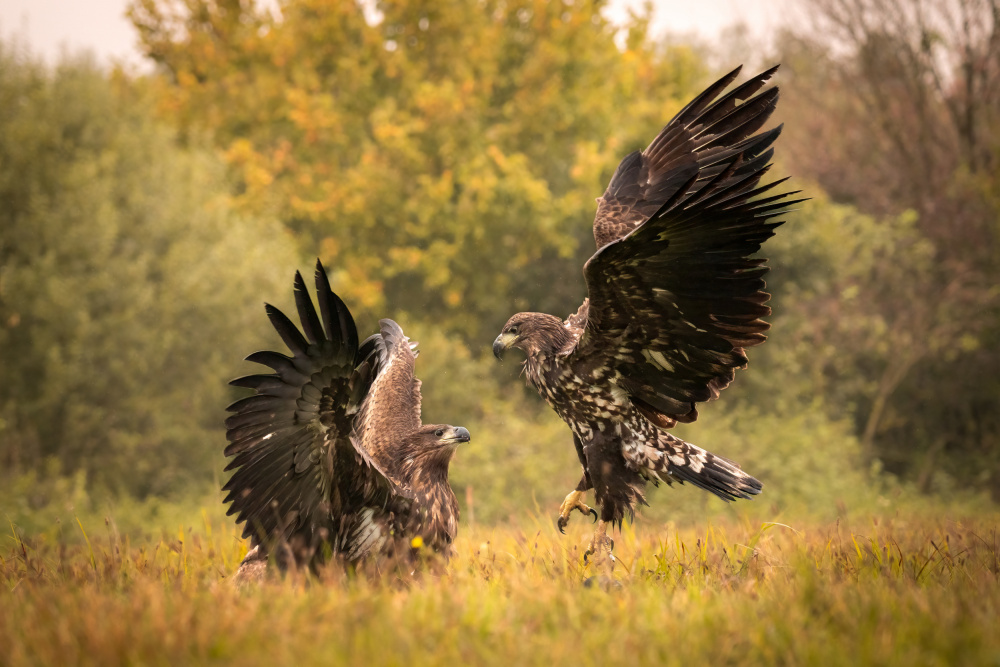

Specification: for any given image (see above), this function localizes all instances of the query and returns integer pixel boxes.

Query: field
[2,510,998,666]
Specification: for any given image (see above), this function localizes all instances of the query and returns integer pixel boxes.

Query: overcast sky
[0,0,797,69]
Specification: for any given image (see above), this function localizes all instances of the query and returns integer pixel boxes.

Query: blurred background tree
[0,44,301,499]
[771,0,1000,498]
[126,0,709,342]
[1,0,997,534]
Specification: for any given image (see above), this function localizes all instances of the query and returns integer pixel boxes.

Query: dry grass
[2,512,998,666]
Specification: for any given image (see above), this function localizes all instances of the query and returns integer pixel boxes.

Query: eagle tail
[653,433,762,502]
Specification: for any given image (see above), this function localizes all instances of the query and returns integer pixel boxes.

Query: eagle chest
[530,356,625,431]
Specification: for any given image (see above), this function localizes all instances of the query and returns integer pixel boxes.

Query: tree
[770,0,1000,498]
[0,44,301,497]
[127,0,710,343]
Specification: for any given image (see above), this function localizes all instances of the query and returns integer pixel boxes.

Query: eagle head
[408,424,471,458]
[493,312,569,360]
[421,424,471,447]
[400,424,470,479]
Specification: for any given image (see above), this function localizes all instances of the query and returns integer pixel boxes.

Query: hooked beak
[444,426,471,444]
[493,332,516,360]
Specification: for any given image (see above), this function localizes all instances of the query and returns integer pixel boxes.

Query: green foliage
[668,404,871,519]
[128,0,709,342]
[3,0,997,531]
[0,45,301,498]
[732,194,932,415]
[0,463,224,541]
[771,1,1000,499]
[2,513,999,665]
[726,186,1000,497]
[119,0,936,525]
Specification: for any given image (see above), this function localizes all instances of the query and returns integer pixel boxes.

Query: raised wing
[222,260,396,564]
[593,65,781,249]
[570,66,804,424]
[351,318,422,470]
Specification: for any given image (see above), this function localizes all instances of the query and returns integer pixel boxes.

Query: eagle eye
[434,428,444,437]
[507,326,518,335]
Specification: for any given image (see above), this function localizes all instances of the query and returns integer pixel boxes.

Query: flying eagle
[223,260,470,583]
[492,65,800,560]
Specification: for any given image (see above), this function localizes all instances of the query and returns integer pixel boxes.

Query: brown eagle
[224,260,470,583]
[492,65,801,560]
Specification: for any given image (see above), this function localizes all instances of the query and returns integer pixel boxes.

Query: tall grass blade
[76,516,97,573]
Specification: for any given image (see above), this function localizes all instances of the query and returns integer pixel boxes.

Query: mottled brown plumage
[494,66,802,555]
[224,261,469,583]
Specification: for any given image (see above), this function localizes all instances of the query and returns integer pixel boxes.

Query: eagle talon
[583,520,615,568]
[557,489,596,534]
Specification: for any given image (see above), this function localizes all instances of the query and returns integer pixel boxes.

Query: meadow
[2,2,999,664]
[3,509,998,666]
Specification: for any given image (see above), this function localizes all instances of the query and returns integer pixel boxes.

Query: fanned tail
[644,432,762,502]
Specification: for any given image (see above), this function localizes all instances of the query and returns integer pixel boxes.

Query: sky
[0,0,797,69]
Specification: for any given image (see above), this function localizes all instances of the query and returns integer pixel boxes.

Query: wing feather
[351,318,423,469]
[593,65,782,250]
[570,66,801,423]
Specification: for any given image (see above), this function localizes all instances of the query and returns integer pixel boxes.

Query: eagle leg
[583,520,616,568]
[232,545,269,589]
[556,489,598,534]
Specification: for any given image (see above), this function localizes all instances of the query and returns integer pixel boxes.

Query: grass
[1,511,999,666]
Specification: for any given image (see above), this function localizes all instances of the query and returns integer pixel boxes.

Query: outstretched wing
[351,318,422,469]
[222,260,397,562]
[568,66,804,424]
[592,65,782,249]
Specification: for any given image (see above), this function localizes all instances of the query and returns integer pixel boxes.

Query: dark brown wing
[350,318,422,470]
[593,65,781,249]
[568,66,805,423]
[222,260,397,562]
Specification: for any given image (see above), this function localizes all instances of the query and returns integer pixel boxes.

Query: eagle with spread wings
[224,261,470,583]
[492,65,801,561]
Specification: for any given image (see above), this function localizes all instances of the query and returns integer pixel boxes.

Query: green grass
[2,511,998,666]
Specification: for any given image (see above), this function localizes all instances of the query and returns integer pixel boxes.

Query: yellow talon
[557,489,598,534]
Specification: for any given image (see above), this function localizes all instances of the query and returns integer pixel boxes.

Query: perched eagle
[493,65,801,560]
[224,260,470,583]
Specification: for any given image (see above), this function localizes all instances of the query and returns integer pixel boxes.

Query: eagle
[492,65,801,561]
[223,260,470,583]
